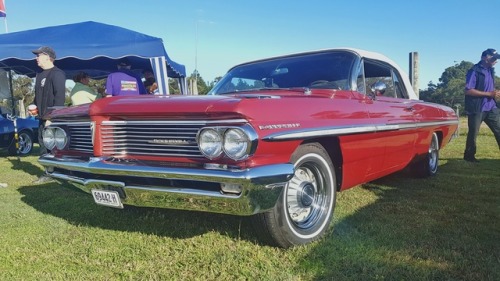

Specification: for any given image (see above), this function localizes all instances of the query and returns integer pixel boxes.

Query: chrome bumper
[38,155,294,215]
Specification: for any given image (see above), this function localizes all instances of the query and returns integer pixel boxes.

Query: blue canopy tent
[0,21,187,95]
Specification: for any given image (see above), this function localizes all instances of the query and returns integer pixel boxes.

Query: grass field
[0,119,499,280]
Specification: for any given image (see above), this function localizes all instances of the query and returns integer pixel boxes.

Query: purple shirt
[465,65,497,112]
[105,70,146,96]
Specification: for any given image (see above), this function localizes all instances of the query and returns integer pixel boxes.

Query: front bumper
[38,155,294,215]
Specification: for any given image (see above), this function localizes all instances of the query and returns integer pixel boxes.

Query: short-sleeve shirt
[70,82,97,105]
[105,70,146,96]
[465,65,497,112]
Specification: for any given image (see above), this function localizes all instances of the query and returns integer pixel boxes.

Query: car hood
[89,95,242,117]
[46,90,354,122]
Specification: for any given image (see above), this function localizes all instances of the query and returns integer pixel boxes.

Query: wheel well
[18,129,34,141]
[434,131,443,148]
[302,137,343,191]
[19,129,33,135]
[297,132,443,190]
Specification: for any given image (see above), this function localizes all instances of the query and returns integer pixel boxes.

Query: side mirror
[370,81,387,98]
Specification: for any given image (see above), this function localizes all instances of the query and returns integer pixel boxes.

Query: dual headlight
[197,125,257,160]
[42,127,68,150]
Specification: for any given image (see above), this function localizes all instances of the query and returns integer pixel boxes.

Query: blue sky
[2,0,499,89]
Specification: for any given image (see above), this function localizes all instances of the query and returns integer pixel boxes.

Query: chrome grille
[101,120,208,157]
[51,121,93,153]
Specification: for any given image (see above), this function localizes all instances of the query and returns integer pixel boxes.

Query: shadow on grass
[7,157,44,177]
[15,156,500,279]
[17,181,259,243]
[12,144,263,244]
[295,158,500,280]
[1,145,44,177]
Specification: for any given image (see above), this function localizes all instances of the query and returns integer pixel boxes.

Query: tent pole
[7,69,20,160]
[8,68,15,115]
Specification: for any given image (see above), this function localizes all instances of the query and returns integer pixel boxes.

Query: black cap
[481,48,500,60]
[32,46,56,59]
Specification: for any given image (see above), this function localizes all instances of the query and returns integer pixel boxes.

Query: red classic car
[38,48,458,248]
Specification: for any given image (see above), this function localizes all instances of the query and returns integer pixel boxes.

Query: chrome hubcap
[298,182,315,207]
[429,135,438,172]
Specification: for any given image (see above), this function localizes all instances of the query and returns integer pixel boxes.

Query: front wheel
[252,142,337,248]
[8,130,34,156]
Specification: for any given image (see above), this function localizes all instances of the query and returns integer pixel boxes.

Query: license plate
[91,189,123,209]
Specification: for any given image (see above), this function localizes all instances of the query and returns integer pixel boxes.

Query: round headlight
[42,128,56,150]
[223,128,250,160]
[198,128,223,159]
[54,128,68,149]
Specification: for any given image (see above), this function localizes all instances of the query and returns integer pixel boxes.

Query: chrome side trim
[263,120,459,141]
[416,120,460,127]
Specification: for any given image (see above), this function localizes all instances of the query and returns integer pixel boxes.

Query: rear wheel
[252,142,337,248]
[411,132,439,178]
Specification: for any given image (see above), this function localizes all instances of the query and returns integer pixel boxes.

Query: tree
[439,61,473,86]
[206,76,222,93]
[419,81,437,102]
[0,74,35,115]
[420,61,476,113]
[188,71,209,95]
[1,74,75,114]
[183,70,222,95]
[168,78,181,94]
[15,75,34,102]
[88,78,105,94]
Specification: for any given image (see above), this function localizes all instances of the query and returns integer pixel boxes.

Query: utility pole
[454,104,461,136]
[409,52,419,98]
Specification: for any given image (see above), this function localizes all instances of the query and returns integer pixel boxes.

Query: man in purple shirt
[463,48,500,162]
[105,59,147,96]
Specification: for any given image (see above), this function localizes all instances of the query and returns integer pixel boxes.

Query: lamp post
[195,20,198,77]
[193,20,200,95]
[192,19,213,95]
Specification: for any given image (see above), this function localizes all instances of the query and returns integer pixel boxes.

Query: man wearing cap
[32,46,66,118]
[105,58,147,96]
[32,46,66,183]
[463,48,500,163]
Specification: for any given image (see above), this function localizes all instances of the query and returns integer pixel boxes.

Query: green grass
[0,118,499,280]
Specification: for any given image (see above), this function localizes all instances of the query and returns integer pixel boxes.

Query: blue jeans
[464,107,500,158]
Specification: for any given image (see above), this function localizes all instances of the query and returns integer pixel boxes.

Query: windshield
[208,51,357,95]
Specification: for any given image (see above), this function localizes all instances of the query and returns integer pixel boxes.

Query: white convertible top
[341,48,418,100]
[235,48,419,100]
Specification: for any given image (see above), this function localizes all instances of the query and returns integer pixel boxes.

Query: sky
[1,0,499,90]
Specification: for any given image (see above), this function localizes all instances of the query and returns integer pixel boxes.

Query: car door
[0,115,14,148]
[360,59,417,179]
